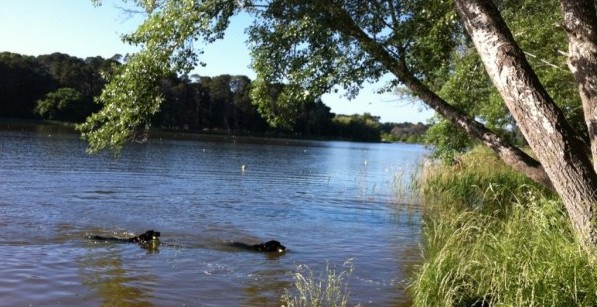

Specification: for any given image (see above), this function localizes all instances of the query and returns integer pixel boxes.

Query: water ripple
[0,128,426,305]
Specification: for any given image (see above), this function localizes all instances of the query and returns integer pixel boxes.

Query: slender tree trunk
[455,0,597,247]
[322,3,554,191]
[561,0,597,171]
[393,58,554,191]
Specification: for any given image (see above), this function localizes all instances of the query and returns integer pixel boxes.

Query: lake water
[0,123,425,306]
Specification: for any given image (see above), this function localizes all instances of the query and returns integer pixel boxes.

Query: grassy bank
[410,147,597,306]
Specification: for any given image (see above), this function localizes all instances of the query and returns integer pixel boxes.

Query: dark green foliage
[422,0,583,158]
[331,113,381,142]
[0,52,114,122]
[2,51,416,144]
[380,121,428,143]
[0,52,56,118]
[424,118,475,163]
[293,99,335,137]
[35,87,84,121]
[154,74,270,133]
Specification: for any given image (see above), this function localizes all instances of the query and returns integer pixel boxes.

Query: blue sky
[0,0,434,123]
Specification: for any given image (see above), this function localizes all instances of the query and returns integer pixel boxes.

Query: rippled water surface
[0,123,425,306]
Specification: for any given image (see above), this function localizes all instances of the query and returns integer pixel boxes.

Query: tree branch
[321,1,554,190]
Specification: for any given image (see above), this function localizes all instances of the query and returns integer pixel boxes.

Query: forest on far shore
[0,51,427,143]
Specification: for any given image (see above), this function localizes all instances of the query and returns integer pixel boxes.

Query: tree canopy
[81,0,597,247]
[82,0,415,152]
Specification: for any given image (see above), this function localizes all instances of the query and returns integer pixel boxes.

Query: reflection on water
[241,268,290,307]
[0,123,426,305]
[79,248,156,306]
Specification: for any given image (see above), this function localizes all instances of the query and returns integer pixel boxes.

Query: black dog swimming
[229,240,286,253]
[88,230,161,244]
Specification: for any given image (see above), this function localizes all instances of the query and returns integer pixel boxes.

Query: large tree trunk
[455,0,597,247]
[322,3,554,191]
[561,0,597,171]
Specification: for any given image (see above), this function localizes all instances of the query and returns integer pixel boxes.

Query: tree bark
[561,0,597,171]
[322,3,555,191]
[455,0,597,247]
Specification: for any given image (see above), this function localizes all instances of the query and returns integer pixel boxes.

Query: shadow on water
[77,246,157,306]
[77,228,292,306]
[242,268,291,307]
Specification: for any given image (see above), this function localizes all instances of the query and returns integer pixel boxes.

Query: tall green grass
[281,259,357,307]
[411,147,597,306]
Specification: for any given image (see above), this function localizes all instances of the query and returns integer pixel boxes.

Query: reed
[410,146,597,306]
[281,259,357,307]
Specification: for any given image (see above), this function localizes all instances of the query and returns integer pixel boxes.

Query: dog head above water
[254,240,286,253]
[134,230,161,243]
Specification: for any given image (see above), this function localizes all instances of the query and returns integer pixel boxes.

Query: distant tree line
[380,122,428,143]
[0,51,427,142]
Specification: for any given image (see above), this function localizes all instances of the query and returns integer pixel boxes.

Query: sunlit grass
[281,259,358,307]
[389,165,424,221]
[410,146,597,306]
